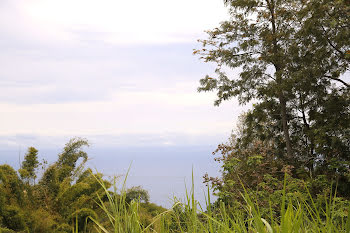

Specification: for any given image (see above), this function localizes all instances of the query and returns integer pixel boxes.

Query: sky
[0,0,250,148]
[0,0,248,207]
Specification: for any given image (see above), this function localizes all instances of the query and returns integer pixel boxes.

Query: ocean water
[0,145,221,208]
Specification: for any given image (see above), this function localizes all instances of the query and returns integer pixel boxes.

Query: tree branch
[321,26,346,59]
[324,75,350,88]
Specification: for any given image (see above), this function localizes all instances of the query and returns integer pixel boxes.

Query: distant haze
[0,0,247,207]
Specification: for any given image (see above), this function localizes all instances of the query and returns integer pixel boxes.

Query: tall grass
[86,171,350,233]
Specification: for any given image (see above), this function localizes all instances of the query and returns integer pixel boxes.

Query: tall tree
[37,138,110,232]
[40,137,89,197]
[195,0,349,165]
[0,165,26,231]
[19,147,39,185]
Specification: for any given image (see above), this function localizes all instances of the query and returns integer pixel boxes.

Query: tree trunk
[267,0,294,161]
[278,92,293,161]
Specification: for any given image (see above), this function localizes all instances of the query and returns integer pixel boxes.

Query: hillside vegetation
[1,0,349,232]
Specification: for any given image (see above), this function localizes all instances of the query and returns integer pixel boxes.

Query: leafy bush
[1,206,26,232]
[126,186,150,203]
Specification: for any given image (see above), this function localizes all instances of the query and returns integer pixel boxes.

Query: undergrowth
[72,172,350,233]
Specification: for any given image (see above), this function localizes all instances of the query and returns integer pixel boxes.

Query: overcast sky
[0,0,248,150]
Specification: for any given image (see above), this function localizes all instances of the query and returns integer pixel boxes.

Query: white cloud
[0,0,248,149]
[5,0,227,45]
[0,86,247,137]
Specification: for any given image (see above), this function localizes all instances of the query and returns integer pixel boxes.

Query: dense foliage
[196,0,350,209]
[0,138,160,232]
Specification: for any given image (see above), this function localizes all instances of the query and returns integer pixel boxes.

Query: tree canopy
[0,138,110,232]
[197,0,350,206]
[19,147,40,185]
[196,0,349,188]
[0,138,165,232]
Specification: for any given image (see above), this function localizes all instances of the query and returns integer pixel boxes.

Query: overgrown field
[74,172,350,233]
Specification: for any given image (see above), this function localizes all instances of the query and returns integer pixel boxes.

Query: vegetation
[88,170,350,233]
[18,147,40,185]
[196,0,350,204]
[0,138,164,232]
[0,135,349,232]
[0,137,349,232]
[1,0,349,232]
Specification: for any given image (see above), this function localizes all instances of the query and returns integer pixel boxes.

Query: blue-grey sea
[0,145,221,208]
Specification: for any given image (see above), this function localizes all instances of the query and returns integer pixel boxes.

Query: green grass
[80,171,350,233]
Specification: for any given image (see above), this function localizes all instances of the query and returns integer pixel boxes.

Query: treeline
[0,138,165,232]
